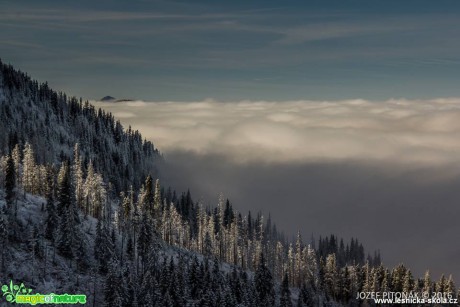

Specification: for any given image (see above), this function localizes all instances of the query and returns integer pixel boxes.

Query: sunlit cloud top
[94,98,460,166]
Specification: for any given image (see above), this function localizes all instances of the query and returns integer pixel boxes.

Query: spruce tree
[126,234,134,261]
[11,144,21,187]
[391,264,406,292]
[381,269,391,293]
[436,275,447,293]
[254,252,275,306]
[139,252,160,306]
[104,258,123,307]
[0,214,8,271]
[340,266,352,304]
[402,269,414,293]
[189,256,200,299]
[94,220,114,274]
[142,175,154,217]
[22,143,36,194]
[57,162,73,216]
[230,267,243,304]
[280,272,293,307]
[138,211,152,269]
[298,282,315,307]
[423,270,432,295]
[5,154,15,208]
[324,253,339,300]
[153,178,161,227]
[57,209,74,259]
[72,143,84,210]
[211,257,223,291]
[44,197,57,241]
[56,162,75,259]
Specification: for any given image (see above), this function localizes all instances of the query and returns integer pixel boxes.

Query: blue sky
[2,0,460,100]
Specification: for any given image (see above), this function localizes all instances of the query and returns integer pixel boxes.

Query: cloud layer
[94,98,460,167]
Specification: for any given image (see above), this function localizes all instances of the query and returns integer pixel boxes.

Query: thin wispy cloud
[0,8,249,23]
[4,1,460,100]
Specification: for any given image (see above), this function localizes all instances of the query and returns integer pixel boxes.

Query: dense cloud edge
[94,97,460,168]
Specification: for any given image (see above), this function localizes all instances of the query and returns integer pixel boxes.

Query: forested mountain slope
[0,59,160,193]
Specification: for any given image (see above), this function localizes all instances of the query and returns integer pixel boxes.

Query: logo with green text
[1,281,86,305]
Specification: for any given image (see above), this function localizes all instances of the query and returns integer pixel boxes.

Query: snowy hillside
[0,60,161,193]
[0,189,275,307]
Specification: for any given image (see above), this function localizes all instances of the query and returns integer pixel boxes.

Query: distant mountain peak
[100,95,116,101]
[100,96,135,103]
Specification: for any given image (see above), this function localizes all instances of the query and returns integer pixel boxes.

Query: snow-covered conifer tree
[22,142,36,193]
[73,143,84,209]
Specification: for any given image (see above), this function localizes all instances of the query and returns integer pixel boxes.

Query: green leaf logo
[2,280,34,303]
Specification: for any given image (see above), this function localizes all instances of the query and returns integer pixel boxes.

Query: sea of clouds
[94,98,460,168]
